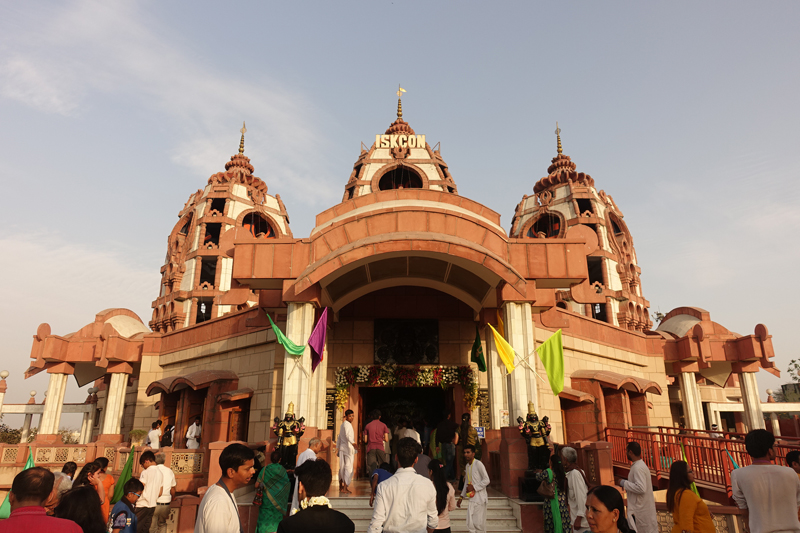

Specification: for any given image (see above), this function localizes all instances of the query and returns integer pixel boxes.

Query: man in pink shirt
[363,409,390,477]
[4,467,82,533]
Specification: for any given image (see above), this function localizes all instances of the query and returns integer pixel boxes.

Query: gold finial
[555,121,562,155]
[238,121,247,154]
[396,85,406,119]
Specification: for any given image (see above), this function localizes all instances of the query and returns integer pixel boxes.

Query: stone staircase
[329,495,522,533]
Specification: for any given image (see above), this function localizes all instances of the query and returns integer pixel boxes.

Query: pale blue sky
[1,1,798,427]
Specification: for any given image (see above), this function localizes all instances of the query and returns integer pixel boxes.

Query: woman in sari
[255,449,291,533]
[534,452,572,533]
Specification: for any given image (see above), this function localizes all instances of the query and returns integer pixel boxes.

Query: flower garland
[334,364,479,411]
[292,495,331,514]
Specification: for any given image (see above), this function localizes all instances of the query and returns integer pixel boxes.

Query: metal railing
[606,427,800,498]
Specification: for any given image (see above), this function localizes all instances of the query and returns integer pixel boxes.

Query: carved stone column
[39,373,69,436]
[503,302,538,421]
[100,373,129,440]
[677,372,705,430]
[739,372,765,431]
[281,303,316,425]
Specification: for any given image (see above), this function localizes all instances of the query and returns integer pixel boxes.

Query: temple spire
[396,85,406,119]
[238,121,247,154]
[555,121,563,155]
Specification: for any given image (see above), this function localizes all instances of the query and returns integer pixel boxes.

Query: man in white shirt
[152,453,177,533]
[136,451,164,533]
[616,441,657,533]
[147,421,162,451]
[186,417,202,449]
[732,429,800,533]
[369,437,438,533]
[337,410,356,494]
[561,446,589,533]
[195,443,255,533]
[291,437,328,513]
[457,444,490,533]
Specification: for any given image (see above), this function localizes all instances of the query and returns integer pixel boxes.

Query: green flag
[0,446,35,518]
[266,312,306,357]
[111,445,136,504]
[471,325,487,372]
[679,442,701,496]
[536,329,565,395]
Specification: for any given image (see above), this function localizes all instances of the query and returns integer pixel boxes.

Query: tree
[788,360,800,383]
[651,310,666,325]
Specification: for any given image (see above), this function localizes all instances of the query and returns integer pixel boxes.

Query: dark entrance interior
[360,387,453,434]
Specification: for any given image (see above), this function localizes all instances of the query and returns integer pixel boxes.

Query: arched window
[242,213,276,239]
[527,213,562,238]
[378,167,423,190]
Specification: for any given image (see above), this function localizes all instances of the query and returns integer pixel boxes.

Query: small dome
[546,153,577,175]
[385,118,416,136]
[225,153,254,174]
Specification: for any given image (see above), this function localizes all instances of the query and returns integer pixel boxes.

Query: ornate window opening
[242,213,276,239]
[378,167,423,191]
[209,198,226,215]
[196,298,213,323]
[527,213,562,238]
[591,302,607,322]
[587,257,605,288]
[204,223,221,247]
[178,215,193,235]
[199,257,217,288]
[576,198,593,216]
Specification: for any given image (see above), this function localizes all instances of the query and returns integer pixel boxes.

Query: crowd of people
[5,418,800,533]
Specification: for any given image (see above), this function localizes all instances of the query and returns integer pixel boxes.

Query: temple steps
[329,496,522,533]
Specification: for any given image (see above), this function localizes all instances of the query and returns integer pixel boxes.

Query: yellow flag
[536,329,564,395]
[496,310,505,338]
[488,323,516,373]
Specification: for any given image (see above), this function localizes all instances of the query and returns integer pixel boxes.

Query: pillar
[485,325,509,429]
[739,372,765,431]
[281,303,316,425]
[307,315,329,430]
[678,372,705,430]
[20,414,33,442]
[770,413,781,437]
[101,373,128,437]
[39,373,69,435]
[0,372,8,412]
[503,302,538,422]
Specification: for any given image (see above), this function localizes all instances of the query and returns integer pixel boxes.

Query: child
[109,478,143,533]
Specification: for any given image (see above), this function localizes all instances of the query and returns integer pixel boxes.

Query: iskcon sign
[375,134,426,148]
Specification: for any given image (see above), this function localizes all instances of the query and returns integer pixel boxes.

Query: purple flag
[308,307,329,372]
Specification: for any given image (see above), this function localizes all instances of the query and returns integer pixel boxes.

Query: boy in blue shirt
[109,478,143,533]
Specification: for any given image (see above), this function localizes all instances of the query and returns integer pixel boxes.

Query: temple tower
[510,125,651,332]
[150,125,292,332]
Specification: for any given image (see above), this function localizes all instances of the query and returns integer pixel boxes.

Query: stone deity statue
[272,402,306,469]
[517,402,551,471]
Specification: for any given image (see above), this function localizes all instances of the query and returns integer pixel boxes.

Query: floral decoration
[334,364,478,411]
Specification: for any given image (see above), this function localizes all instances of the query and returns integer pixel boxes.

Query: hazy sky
[1,1,798,428]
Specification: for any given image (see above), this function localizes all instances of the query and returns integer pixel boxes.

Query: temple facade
[22,100,779,479]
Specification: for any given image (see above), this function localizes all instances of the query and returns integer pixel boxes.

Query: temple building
[19,97,780,493]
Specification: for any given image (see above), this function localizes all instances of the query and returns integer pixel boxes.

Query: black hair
[396,437,419,468]
[54,485,107,533]
[344,409,354,417]
[745,429,775,459]
[219,443,255,477]
[550,452,568,497]
[295,459,332,498]
[123,478,144,511]
[11,466,54,503]
[370,409,381,421]
[270,449,282,465]
[463,444,476,453]
[428,459,449,515]
[62,461,78,476]
[73,462,102,488]
[140,451,157,466]
[152,421,160,429]
[95,456,109,470]
[378,462,392,473]
[588,485,633,533]
[666,460,692,513]
[626,441,642,456]
[786,450,800,468]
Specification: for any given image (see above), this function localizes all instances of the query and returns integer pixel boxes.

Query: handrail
[605,427,800,498]
[631,425,800,442]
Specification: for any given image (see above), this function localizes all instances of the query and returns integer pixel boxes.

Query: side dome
[509,125,651,332]
[150,127,292,333]
[341,97,457,201]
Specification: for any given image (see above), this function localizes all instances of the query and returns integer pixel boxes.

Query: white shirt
[194,483,240,533]
[620,460,658,533]
[136,465,164,509]
[148,429,162,450]
[461,459,490,504]
[187,423,201,449]
[732,464,800,533]
[291,447,319,513]
[566,468,588,530]
[156,464,177,504]
[368,467,438,533]
[337,420,355,456]
[399,428,421,444]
